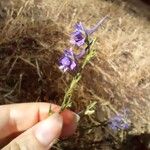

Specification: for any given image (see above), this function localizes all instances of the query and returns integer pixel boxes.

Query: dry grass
[0,0,150,149]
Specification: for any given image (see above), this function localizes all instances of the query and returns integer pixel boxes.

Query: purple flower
[70,15,108,47]
[59,16,108,72]
[109,114,130,131]
[70,22,86,47]
[59,49,77,72]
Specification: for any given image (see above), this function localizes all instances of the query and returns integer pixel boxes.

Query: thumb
[3,113,63,150]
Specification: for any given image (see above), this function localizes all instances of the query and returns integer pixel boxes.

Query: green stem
[60,38,97,111]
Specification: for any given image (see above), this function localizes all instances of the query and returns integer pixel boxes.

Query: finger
[2,113,63,150]
[0,103,79,141]
[61,110,79,138]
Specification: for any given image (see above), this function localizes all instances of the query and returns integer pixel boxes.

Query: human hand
[0,103,79,150]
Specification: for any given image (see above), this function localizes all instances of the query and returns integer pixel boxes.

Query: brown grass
[0,0,150,149]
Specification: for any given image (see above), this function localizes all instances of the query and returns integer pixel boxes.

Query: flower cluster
[109,109,131,131]
[59,16,108,72]
[109,115,130,131]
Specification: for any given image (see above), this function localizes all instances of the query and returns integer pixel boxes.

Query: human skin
[0,103,79,150]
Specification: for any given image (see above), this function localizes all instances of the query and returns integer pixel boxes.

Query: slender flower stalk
[60,42,96,111]
[75,40,93,59]
[59,16,108,110]
[61,73,81,111]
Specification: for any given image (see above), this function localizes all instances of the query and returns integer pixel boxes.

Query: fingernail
[35,113,63,146]
[74,113,80,123]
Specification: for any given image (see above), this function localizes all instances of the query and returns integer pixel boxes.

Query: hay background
[0,0,150,149]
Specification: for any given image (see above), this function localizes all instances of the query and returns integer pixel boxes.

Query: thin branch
[7,57,18,77]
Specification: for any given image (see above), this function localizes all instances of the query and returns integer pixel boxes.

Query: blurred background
[0,0,150,149]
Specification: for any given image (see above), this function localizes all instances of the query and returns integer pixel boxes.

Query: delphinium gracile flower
[49,16,108,114]
[59,15,108,73]
[109,109,131,131]
[59,16,108,112]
